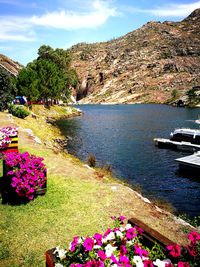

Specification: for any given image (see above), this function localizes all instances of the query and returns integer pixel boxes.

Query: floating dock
[154,138,200,153]
[175,153,200,174]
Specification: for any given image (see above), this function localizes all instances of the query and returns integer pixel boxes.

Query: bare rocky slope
[0,54,22,76]
[70,9,200,104]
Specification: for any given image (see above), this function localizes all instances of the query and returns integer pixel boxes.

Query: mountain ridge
[69,9,200,104]
[0,54,22,77]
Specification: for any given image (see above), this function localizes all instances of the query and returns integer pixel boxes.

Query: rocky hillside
[0,54,22,76]
[70,9,200,104]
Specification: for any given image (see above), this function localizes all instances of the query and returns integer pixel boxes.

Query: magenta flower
[119,255,129,264]
[177,262,190,267]
[119,215,126,221]
[70,236,80,252]
[120,245,127,255]
[83,237,94,251]
[94,233,103,246]
[188,231,200,245]
[186,245,198,257]
[167,244,181,258]
[4,151,46,200]
[103,228,112,238]
[97,250,107,261]
[126,228,136,240]
[85,260,104,267]
[143,259,154,267]
[134,245,148,257]
[110,254,118,264]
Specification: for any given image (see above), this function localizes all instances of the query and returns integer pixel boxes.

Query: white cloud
[130,1,200,18]
[0,16,35,41]
[0,0,117,42]
[30,0,117,29]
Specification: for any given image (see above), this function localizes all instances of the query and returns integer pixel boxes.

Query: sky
[0,0,200,65]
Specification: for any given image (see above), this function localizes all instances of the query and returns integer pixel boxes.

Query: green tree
[36,58,66,103]
[15,45,78,105]
[0,67,16,111]
[16,62,40,101]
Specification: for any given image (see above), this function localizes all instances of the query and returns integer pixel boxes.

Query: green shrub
[8,104,30,119]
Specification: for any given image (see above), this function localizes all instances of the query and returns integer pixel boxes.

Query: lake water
[56,104,200,216]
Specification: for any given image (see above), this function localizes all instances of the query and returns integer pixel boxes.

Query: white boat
[170,128,200,145]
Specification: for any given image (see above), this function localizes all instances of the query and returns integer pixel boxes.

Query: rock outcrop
[0,54,22,76]
[69,9,200,104]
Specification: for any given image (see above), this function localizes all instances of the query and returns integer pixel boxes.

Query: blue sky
[0,0,200,65]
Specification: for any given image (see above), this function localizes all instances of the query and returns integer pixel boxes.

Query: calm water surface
[56,104,200,216]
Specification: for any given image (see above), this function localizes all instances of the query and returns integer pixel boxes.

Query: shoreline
[0,106,196,265]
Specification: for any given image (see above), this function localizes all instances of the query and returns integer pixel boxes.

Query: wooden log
[128,217,175,248]
[45,248,56,267]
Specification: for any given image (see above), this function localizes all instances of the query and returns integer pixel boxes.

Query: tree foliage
[0,67,16,111]
[16,45,78,104]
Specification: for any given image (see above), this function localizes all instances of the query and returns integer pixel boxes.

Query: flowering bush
[54,216,200,267]
[4,151,46,200]
[0,126,18,149]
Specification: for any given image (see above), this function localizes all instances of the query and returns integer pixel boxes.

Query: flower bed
[0,126,18,155]
[1,151,47,204]
[51,216,200,267]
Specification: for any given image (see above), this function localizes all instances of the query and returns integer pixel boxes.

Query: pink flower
[70,236,79,252]
[177,262,190,267]
[83,237,94,251]
[85,260,104,267]
[186,245,198,257]
[143,259,154,267]
[135,226,144,235]
[188,231,200,245]
[94,233,103,246]
[119,215,126,222]
[70,264,83,267]
[103,228,112,237]
[120,245,127,255]
[97,250,107,261]
[110,254,118,264]
[167,244,181,258]
[119,255,129,264]
[134,245,148,257]
[126,228,136,240]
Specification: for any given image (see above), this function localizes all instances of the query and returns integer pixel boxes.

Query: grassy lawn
[0,147,115,267]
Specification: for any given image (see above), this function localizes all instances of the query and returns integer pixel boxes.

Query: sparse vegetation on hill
[69,9,200,105]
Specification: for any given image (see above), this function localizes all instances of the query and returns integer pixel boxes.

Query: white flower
[119,227,125,232]
[55,263,64,267]
[126,240,134,245]
[103,231,115,243]
[115,230,123,238]
[153,259,172,267]
[125,223,132,230]
[54,246,66,260]
[133,256,144,267]
[105,244,117,257]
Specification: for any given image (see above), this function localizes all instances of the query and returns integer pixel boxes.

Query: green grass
[0,148,114,267]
